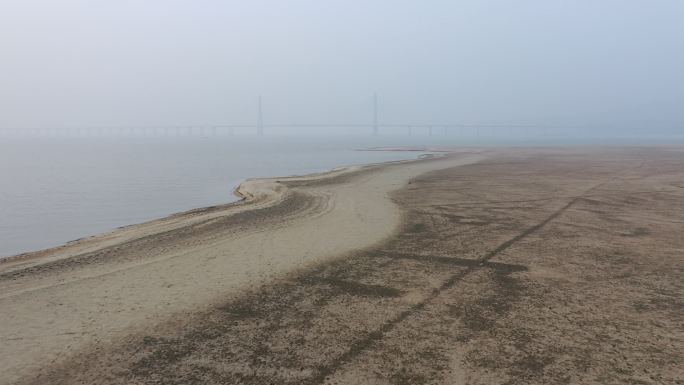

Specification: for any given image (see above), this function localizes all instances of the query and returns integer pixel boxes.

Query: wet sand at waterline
[2,148,683,384]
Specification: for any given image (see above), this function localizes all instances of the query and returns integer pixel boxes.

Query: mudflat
[3,148,683,384]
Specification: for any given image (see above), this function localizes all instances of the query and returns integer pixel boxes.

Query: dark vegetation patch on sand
[29,148,684,384]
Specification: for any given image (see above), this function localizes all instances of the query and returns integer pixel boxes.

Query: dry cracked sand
[1,147,683,384]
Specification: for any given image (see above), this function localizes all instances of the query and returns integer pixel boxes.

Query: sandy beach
[0,151,483,384]
[3,0,681,382]
[2,147,683,384]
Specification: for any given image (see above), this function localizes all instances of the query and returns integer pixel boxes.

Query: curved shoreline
[0,150,485,384]
[0,152,443,273]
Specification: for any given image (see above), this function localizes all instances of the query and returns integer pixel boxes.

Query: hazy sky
[1,0,682,133]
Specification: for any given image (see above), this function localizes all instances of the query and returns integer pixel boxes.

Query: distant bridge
[0,123,550,137]
[0,94,571,137]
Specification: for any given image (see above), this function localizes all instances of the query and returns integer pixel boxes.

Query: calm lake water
[0,136,439,258]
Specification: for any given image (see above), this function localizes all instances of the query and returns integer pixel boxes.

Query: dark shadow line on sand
[306,197,582,384]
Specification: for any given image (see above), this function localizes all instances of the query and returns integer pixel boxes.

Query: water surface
[0,136,432,257]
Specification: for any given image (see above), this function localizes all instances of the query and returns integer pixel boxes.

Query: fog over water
[1,1,683,256]
[1,1,682,135]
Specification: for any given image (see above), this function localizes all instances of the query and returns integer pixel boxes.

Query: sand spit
[0,151,484,384]
[16,146,684,385]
